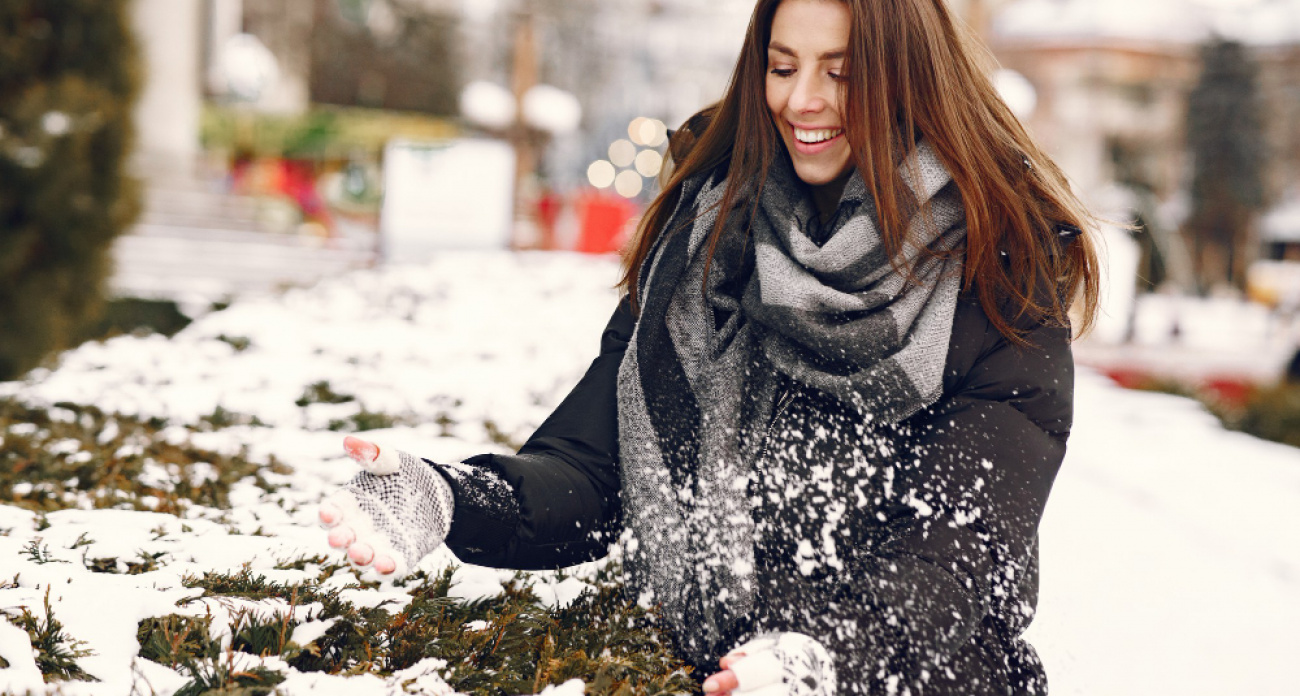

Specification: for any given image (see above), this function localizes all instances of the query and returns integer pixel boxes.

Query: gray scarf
[615,140,967,666]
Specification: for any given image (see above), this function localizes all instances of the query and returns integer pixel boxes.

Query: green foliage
[273,554,333,572]
[137,615,217,670]
[197,405,267,431]
[216,334,253,353]
[175,659,287,696]
[294,380,418,432]
[0,0,143,379]
[297,380,415,432]
[484,419,525,451]
[229,608,303,662]
[295,380,355,407]
[1221,382,1300,449]
[139,612,291,696]
[328,408,402,432]
[139,565,697,695]
[84,549,169,575]
[78,297,193,343]
[0,397,289,513]
[8,587,97,682]
[180,568,350,611]
[21,538,67,564]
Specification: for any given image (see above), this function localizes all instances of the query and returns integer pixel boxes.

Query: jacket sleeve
[803,305,1074,689]
[439,297,634,570]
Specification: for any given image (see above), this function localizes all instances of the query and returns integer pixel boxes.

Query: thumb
[343,436,402,475]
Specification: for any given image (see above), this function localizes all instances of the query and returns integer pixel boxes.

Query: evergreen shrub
[0,397,288,513]
[140,566,698,695]
[0,0,142,380]
[1223,382,1300,450]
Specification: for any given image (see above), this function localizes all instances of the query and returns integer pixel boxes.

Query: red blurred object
[229,156,334,231]
[575,189,636,255]
[535,188,561,250]
[1100,367,1256,408]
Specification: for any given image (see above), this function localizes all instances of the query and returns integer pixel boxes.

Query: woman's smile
[789,124,845,155]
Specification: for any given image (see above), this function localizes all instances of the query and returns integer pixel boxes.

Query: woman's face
[765,0,853,188]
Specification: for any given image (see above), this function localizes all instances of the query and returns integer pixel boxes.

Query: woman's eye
[770,68,795,77]
[829,72,847,82]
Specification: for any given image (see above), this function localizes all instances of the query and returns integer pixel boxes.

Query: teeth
[794,128,842,144]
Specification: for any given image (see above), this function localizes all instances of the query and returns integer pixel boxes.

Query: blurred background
[3,0,1300,443]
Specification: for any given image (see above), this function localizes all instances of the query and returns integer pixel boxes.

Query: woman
[318,0,1100,693]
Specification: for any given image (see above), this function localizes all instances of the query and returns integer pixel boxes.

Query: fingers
[702,670,739,694]
[343,436,402,475]
[319,490,404,578]
[719,652,746,670]
[327,525,356,548]
[349,543,402,577]
[349,545,398,575]
[728,652,782,691]
[373,554,397,575]
[347,541,374,565]
[319,502,342,527]
[326,526,398,575]
[343,435,380,465]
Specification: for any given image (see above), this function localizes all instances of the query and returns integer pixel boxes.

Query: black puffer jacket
[438,290,1073,695]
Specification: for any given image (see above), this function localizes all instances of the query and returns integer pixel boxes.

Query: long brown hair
[619,0,1100,343]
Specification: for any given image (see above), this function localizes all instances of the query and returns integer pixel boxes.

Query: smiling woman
[317,1,1102,695]
[765,0,854,213]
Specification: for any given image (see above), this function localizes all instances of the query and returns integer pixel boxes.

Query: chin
[789,157,852,187]
[781,138,852,187]
[792,164,845,186]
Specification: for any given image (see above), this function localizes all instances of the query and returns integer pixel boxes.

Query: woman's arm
[439,297,635,570]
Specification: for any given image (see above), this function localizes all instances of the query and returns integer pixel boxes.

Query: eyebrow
[768,41,846,61]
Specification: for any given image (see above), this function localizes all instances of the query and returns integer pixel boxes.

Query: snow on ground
[2,251,1299,694]
[1028,375,1300,695]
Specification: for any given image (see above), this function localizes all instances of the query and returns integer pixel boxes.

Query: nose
[789,72,831,114]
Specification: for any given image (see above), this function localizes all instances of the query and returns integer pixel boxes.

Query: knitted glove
[723,632,837,696]
[318,436,454,578]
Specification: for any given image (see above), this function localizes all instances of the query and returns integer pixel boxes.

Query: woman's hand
[702,633,836,696]
[318,435,455,578]
[320,437,394,573]
[701,652,745,695]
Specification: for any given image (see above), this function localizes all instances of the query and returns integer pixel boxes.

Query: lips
[788,123,844,155]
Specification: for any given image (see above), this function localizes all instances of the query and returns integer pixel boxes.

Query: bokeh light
[635,149,663,178]
[638,118,668,148]
[614,169,644,198]
[587,160,616,189]
[609,139,637,168]
[628,117,650,144]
